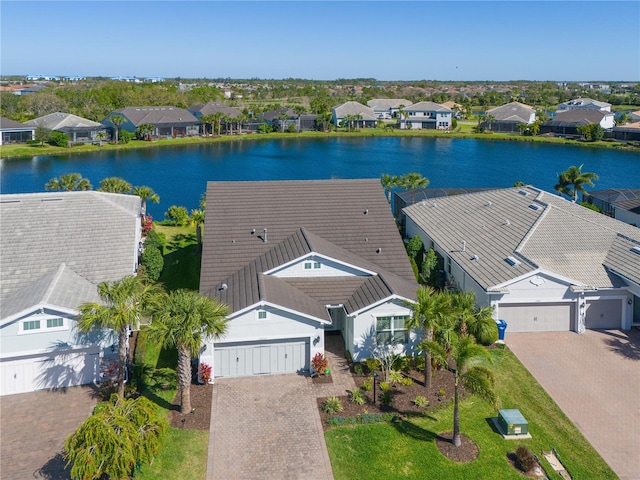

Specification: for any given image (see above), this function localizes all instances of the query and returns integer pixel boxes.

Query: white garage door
[1,348,100,396]
[585,299,622,329]
[214,338,309,378]
[499,303,575,333]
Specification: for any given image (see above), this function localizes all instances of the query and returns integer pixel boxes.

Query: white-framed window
[376,315,409,344]
[313,262,321,269]
[304,262,312,270]
[47,317,64,328]
[19,316,67,334]
[23,320,41,331]
[257,311,268,320]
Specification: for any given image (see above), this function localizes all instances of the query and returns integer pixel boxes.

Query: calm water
[1,137,639,219]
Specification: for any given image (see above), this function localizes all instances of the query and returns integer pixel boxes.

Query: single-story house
[557,98,612,112]
[24,112,109,144]
[260,108,318,132]
[367,99,412,120]
[540,110,615,136]
[611,121,640,142]
[0,116,34,145]
[483,102,536,133]
[103,106,200,138]
[199,179,418,379]
[399,102,452,130]
[331,101,377,127]
[584,189,640,227]
[0,192,142,396]
[188,102,242,135]
[404,186,640,334]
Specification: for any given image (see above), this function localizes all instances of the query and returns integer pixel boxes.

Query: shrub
[198,363,212,384]
[349,390,366,405]
[392,355,409,371]
[438,387,447,397]
[141,245,164,281]
[119,130,135,144]
[515,445,537,472]
[413,395,429,408]
[354,363,363,376]
[344,350,352,362]
[365,358,380,373]
[322,396,343,414]
[361,379,373,391]
[389,369,403,385]
[48,131,70,147]
[164,205,189,226]
[311,352,329,375]
[380,391,393,405]
[145,228,166,251]
[379,381,390,392]
[400,376,414,387]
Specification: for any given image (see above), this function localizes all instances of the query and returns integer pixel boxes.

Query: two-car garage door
[214,338,309,378]
[499,303,575,333]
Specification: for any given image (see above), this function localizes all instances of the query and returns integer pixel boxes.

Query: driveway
[207,374,334,480]
[506,329,640,480]
[0,386,98,480]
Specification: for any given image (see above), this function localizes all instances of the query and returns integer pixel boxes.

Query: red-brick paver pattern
[507,329,640,480]
[0,386,98,480]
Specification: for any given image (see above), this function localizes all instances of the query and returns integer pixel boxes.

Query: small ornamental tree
[164,205,189,225]
[311,352,329,375]
[141,245,164,282]
[64,394,167,480]
[48,131,70,147]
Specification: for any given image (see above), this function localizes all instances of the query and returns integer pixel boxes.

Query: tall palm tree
[449,291,497,345]
[95,131,106,147]
[277,111,289,133]
[191,209,205,250]
[424,334,496,447]
[380,174,398,203]
[405,287,454,390]
[147,289,229,414]
[45,173,92,191]
[77,275,162,396]
[98,176,132,194]
[199,114,215,136]
[109,114,126,145]
[132,185,160,216]
[554,164,599,203]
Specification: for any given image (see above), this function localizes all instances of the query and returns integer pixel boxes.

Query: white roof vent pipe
[504,219,511,226]
[462,241,466,252]
[263,228,268,243]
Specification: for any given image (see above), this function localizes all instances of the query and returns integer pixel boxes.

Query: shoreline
[1,129,638,160]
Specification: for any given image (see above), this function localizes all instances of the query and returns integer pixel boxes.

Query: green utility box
[498,409,528,435]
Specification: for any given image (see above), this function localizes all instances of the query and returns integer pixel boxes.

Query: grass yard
[325,347,616,480]
[154,224,201,291]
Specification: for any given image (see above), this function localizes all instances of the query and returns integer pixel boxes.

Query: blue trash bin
[495,319,507,341]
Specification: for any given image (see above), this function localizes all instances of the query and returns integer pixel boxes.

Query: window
[304,262,312,269]
[23,320,41,331]
[47,318,64,328]
[314,262,321,269]
[447,256,452,274]
[376,315,409,344]
[258,311,267,320]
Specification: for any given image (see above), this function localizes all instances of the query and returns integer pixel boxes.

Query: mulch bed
[168,384,213,430]
[435,432,479,462]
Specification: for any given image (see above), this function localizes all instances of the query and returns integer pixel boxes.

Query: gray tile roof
[486,102,536,123]
[404,186,640,291]
[405,102,452,113]
[24,112,102,129]
[0,192,141,308]
[558,98,611,109]
[189,102,241,118]
[332,102,377,121]
[604,235,640,286]
[544,110,612,127]
[200,180,417,319]
[367,99,411,110]
[586,189,640,204]
[110,107,198,126]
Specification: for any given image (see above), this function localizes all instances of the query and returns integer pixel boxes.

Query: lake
[1,137,639,219]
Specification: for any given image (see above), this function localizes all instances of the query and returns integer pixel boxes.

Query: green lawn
[326,347,616,480]
[154,224,201,291]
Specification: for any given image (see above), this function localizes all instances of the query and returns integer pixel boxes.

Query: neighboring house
[483,102,536,133]
[404,186,640,335]
[441,101,466,119]
[611,121,640,142]
[260,108,317,132]
[331,101,377,127]
[13,84,47,96]
[0,117,34,145]
[0,192,142,396]
[199,179,418,379]
[399,101,452,130]
[540,110,615,136]
[24,112,108,144]
[629,110,640,122]
[188,102,242,135]
[557,98,612,113]
[367,99,411,120]
[103,106,200,138]
[584,189,640,227]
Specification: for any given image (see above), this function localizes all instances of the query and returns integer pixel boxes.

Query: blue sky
[2,1,638,81]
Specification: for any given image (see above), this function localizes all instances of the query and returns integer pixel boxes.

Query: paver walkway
[0,386,98,480]
[313,333,357,399]
[507,329,640,480]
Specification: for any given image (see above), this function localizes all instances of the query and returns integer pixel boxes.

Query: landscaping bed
[167,384,213,431]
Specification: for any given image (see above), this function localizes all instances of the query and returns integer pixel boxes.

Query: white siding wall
[270,256,367,278]
[614,208,640,227]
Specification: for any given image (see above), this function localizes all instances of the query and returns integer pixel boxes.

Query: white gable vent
[518,190,529,196]
[505,256,521,266]
[631,246,640,255]
[528,204,540,211]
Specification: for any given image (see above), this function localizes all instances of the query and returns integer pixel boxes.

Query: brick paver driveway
[0,386,98,480]
[507,329,640,480]
[207,374,333,480]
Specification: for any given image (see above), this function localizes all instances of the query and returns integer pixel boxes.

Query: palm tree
[96,131,106,147]
[405,287,454,390]
[380,174,398,203]
[397,172,430,204]
[45,173,92,191]
[424,334,496,447]
[77,275,162,396]
[98,176,132,194]
[450,291,497,345]
[200,114,216,136]
[277,111,289,133]
[109,114,126,145]
[132,185,160,216]
[147,289,229,414]
[554,164,599,203]
[191,209,205,250]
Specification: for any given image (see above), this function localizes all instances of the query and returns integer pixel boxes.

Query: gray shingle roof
[110,107,198,126]
[0,116,31,129]
[487,102,536,123]
[200,180,417,319]
[24,112,102,129]
[0,192,141,306]
[405,102,452,113]
[332,102,377,120]
[404,186,640,291]
[367,99,411,110]
[189,102,241,118]
[544,110,612,127]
